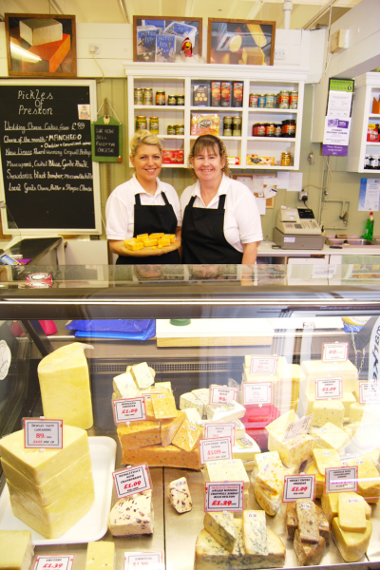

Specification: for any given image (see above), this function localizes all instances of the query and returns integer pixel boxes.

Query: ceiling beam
[116,0,130,23]
[303,0,340,29]
[185,0,196,17]
[49,0,64,13]
[247,1,263,20]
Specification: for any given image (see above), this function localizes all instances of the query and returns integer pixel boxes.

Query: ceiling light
[10,41,42,63]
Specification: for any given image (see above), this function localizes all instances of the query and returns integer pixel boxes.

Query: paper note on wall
[276,172,303,192]
[358,179,380,211]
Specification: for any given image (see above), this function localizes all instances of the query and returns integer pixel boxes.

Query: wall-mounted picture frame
[5,13,77,77]
[133,16,202,63]
[208,18,275,66]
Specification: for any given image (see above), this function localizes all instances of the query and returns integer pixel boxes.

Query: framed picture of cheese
[207,18,275,66]
[133,16,202,62]
[5,13,77,77]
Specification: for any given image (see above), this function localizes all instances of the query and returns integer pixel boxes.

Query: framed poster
[208,18,275,66]
[133,16,202,62]
[5,13,76,77]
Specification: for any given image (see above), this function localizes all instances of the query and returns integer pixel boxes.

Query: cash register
[273,206,324,250]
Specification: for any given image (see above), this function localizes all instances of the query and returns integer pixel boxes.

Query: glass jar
[134,88,143,105]
[167,95,177,106]
[149,117,159,134]
[136,116,147,131]
[155,91,166,105]
[143,88,153,105]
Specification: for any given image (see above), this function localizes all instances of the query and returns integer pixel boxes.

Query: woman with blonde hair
[106,130,181,264]
[180,134,262,264]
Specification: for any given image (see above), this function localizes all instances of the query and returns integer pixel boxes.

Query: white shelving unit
[124,62,307,170]
[347,72,380,173]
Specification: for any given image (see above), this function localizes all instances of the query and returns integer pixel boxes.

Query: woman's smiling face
[191,144,225,185]
[130,144,162,186]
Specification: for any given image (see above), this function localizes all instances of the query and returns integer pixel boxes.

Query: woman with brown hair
[180,134,262,264]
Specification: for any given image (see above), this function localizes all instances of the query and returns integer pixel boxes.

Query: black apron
[182,194,243,264]
[117,191,180,265]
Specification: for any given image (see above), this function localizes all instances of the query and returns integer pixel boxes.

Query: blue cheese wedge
[192,388,210,415]
[184,408,203,426]
[242,510,268,555]
[108,490,153,536]
[168,477,192,514]
[180,392,204,417]
[204,511,236,553]
[206,401,245,423]
[130,362,155,390]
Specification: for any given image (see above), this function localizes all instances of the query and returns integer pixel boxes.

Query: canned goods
[149,117,159,134]
[134,88,143,105]
[289,91,298,109]
[258,95,266,108]
[265,94,277,108]
[167,94,177,106]
[176,94,185,106]
[281,152,291,166]
[224,116,233,127]
[249,93,259,107]
[278,90,290,109]
[265,123,275,137]
[175,124,184,135]
[156,91,166,105]
[167,125,176,135]
[136,116,147,131]
[143,88,153,105]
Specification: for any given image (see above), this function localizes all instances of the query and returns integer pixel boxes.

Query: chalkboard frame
[91,116,123,163]
[0,79,101,236]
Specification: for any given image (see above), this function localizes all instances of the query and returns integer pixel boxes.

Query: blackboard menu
[92,119,122,162]
[0,83,98,231]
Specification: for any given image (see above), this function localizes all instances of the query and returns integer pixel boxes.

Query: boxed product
[232,82,243,107]
[162,150,184,164]
[163,21,198,54]
[191,114,220,136]
[246,155,275,166]
[155,34,176,63]
[227,156,241,166]
[137,26,159,61]
[221,81,232,106]
[211,81,221,106]
[367,124,379,142]
[193,82,210,106]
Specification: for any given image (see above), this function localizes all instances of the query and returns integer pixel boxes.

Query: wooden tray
[122,240,180,257]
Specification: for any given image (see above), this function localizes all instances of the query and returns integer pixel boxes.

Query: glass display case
[1,262,380,569]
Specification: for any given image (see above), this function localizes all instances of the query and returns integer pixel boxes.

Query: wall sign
[91,116,122,162]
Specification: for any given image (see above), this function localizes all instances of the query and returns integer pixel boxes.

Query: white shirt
[106,175,182,240]
[180,175,263,252]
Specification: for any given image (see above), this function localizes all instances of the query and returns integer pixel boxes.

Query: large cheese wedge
[312,422,350,452]
[172,419,202,452]
[332,518,372,562]
[233,434,260,462]
[321,491,371,524]
[37,342,93,429]
[0,530,34,570]
[108,490,153,536]
[255,455,285,495]
[286,502,330,544]
[204,511,236,553]
[312,448,341,475]
[85,541,115,570]
[205,459,250,489]
[192,388,210,415]
[301,359,358,393]
[253,481,281,517]
[294,530,325,566]
[161,412,186,447]
[151,392,177,420]
[117,420,161,450]
[267,431,313,468]
[113,371,141,399]
[346,456,380,502]
[242,510,268,555]
[168,477,192,513]
[121,443,201,470]
[180,392,204,417]
[312,400,345,429]
[338,492,367,532]
[206,401,245,423]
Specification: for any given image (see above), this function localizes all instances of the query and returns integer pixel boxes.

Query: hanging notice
[322,78,354,157]
[91,116,122,162]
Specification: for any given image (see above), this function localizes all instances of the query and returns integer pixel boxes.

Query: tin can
[221,82,232,107]
[278,90,290,109]
[149,117,159,134]
[281,152,291,166]
[167,125,176,135]
[258,95,266,108]
[167,94,177,106]
[249,93,259,107]
[176,94,185,106]
[289,91,298,109]
[136,116,147,131]
[265,123,275,137]
[134,87,143,105]
[143,88,153,105]
[155,91,166,105]
[175,124,184,135]
[265,94,277,108]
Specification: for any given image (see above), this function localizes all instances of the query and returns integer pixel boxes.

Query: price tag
[325,466,358,493]
[315,377,343,400]
[204,423,236,446]
[24,419,63,449]
[124,552,163,570]
[249,356,278,376]
[199,437,232,465]
[112,397,146,424]
[205,481,244,512]
[322,342,348,362]
[33,556,74,570]
[242,382,272,405]
[283,414,313,441]
[283,475,315,502]
[359,381,380,404]
[209,385,238,406]
[112,463,151,499]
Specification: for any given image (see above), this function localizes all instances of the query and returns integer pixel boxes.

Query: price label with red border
[359,381,380,404]
[315,377,343,400]
[283,414,313,441]
[325,466,358,493]
[112,463,151,499]
[242,382,272,405]
[24,419,63,449]
[204,481,244,512]
[283,475,315,502]
[204,423,236,446]
[322,342,348,362]
[199,437,232,465]
[124,552,163,570]
[33,555,74,570]
[113,397,146,424]
[209,385,238,405]
[249,356,278,375]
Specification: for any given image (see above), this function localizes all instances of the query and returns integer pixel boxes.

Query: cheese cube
[242,510,268,555]
[20,18,62,46]
[131,362,155,389]
[168,477,192,513]
[205,401,245,423]
[151,392,177,420]
[108,490,153,536]
[268,431,313,468]
[339,492,367,532]
[256,456,286,495]
[113,371,141,399]
[0,530,34,570]
[312,400,345,428]
[301,359,358,393]
[172,419,202,452]
[158,236,171,247]
[192,388,210,415]
[166,234,175,243]
[332,518,372,562]
[149,233,164,239]
[124,239,144,251]
[349,402,365,423]
[294,530,325,566]
[85,541,115,570]
[204,511,236,553]
[136,234,148,241]
[205,459,250,488]
[180,392,204,417]
[37,342,93,430]
[143,237,158,247]
[313,448,341,475]
[253,481,281,516]
[296,499,320,543]
[161,411,186,447]
[117,420,161,449]
[313,422,350,452]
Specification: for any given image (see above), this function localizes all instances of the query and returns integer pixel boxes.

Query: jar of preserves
[167,94,177,106]
[149,117,159,134]
[134,88,143,105]
[265,122,275,137]
[224,116,233,127]
[249,93,259,108]
[232,127,241,137]
[265,94,277,108]
[167,125,176,135]
[136,116,147,131]
[155,91,166,105]
[175,124,184,135]
[278,90,290,109]
[258,95,266,108]
[256,122,266,137]
[143,88,153,105]
[176,95,185,105]
[281,151,291,166]
[287,119,296,138]
[223,127,232,136]
[274,124,282,137]
[289,91,298,109]
[232,116,241,127]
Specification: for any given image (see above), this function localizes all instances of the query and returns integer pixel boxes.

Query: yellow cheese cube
[124,239,144,251]
[313,448,341,475]
[332,518,372,562]
[339,492,367,532]
[85,541,115,570]
[166,234,175,243]
[142,237,158,247]
[151,392,177,420]
[136,234,148,241]
[117,420,161,449]
[149,233,164,239]
[158,236,171,247]
[161,411,186,446]
[0,530,34,570]
[268,431,313,468]
[172,419,202,452]
[306,463,324,498]
[312,400,345,429]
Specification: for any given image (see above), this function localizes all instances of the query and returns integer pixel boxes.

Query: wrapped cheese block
[168,477,192,513]
[0,530,34,570]
[37,342,93,429]
[109,490,153,536]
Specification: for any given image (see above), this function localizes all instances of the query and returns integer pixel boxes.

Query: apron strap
[135,193,141,205]
[218,194,226,210]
